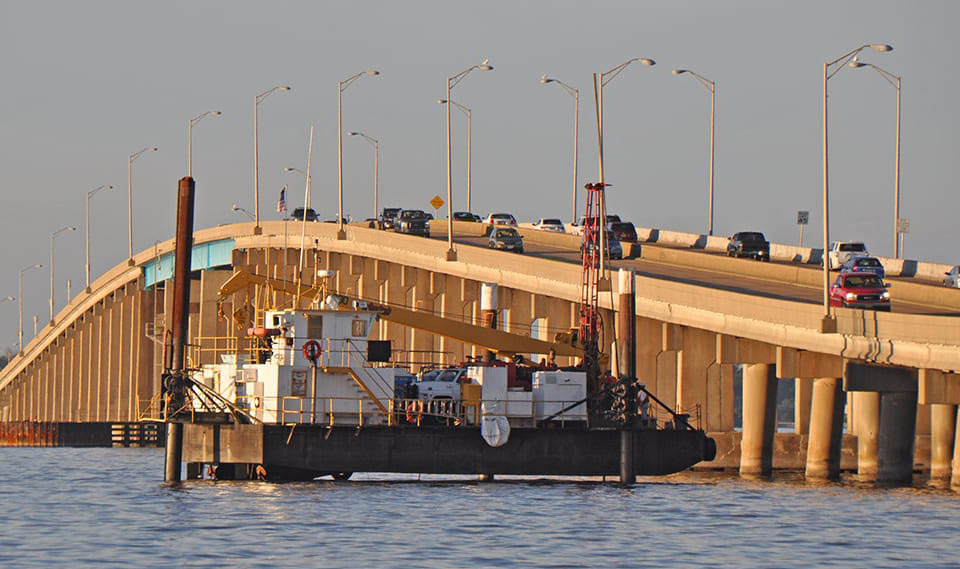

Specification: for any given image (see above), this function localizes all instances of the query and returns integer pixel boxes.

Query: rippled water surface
[1,448,958,568]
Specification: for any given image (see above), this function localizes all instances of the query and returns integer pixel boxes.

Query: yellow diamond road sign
[430,195,445,210]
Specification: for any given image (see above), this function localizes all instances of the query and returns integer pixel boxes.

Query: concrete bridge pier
[776,348,846,480]
[930,404,957,482]
[846,363,919,484]
[740,363,777,476]
[854,392,880,480]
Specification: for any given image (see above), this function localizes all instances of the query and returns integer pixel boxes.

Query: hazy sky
[0,1,956,349]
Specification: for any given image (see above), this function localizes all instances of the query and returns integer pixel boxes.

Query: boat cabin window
[351,319,367,337]
[307,316,323,339]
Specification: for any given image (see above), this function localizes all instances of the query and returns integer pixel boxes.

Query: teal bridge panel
[142,239,235,288]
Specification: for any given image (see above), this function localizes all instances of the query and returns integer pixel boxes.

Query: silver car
[533,218,565,233]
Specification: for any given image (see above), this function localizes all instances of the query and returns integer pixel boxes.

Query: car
[727,231,770,261]
[840,256,886,279]
[609,221,638,243]
[944,265,960,288]
[484,213,518,226]
[394,209,430,237]
[604,214,622,226]
[581,231,622,261]
[379,207,402,230]
[488,227,524,253]
[424,212,434,220]
[571,214,620,236]
[290,207,318,222]
[828,272,891,311]
[533,218,565,233]
[828,241,869,270]
[453,211,482,222]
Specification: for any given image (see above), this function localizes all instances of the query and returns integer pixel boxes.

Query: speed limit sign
[302,340,321,363]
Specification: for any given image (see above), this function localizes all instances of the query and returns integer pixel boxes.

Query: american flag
[277,185,287,214]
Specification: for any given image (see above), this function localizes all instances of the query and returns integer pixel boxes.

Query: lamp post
[672,68,716,236]
[444,61,493,260]
[595,57,656,271]
[232,204,255,220]
[437,99,473,211]
[338,71,379,237]
[188,110,222,178]
[255,85,292,233]
[19,264,41,354]
[821,44,893,322]
[128,146,157,263]
[85,184,113,292]
[849,59,902,259]
[347,132,380,219]
[541,75,579,224]
[50,226,76,325]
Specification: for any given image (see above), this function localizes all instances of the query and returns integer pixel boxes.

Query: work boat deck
[166,302,715,480]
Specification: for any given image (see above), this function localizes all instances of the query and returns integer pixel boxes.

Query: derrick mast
[579,182,607,393]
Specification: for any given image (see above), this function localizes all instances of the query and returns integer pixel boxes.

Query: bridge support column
[740,363,777,476]
[952,411,960,490]
[805,377,845,479]
[930,404,957,482]
[795,378,812,435]
[854,392,880,480]
[846,363,918,484]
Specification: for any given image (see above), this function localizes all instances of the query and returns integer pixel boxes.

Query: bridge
[2,219,960,485]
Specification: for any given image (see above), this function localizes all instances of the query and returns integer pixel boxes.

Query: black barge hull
[183,423,716,478]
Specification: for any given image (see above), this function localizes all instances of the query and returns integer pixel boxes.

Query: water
[1,448,958,569]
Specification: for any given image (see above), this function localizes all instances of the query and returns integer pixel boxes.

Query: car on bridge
[727,231,770,261]
[609,221,638,243]
[581,231,623,261]
[484,213,518,226]
[840,256,885,279]
[379,207,402,230]
[454,211,482,222]
[291,207,318,222]
[394,209,430,237]
[828,241,869,270]
[943,265,960,288]
[488,227,524,253]
[533,218,565,233]
[828,272,891,311]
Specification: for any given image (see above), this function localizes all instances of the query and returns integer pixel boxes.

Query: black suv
[379,207,401,230]
[291,207,318,222]
[395,209,430,237]
[727,231,770,261]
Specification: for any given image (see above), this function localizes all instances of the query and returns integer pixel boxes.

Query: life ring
[405,400,422,424]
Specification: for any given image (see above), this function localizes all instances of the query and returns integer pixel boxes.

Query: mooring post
[164,176,196,483]
[617,269,636,484]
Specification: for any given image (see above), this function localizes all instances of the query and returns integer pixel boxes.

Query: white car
[943,265,960,288]
[570,214,621,236]
[533,218,565,233]
[828,241,869,270]
[484,213,517,226]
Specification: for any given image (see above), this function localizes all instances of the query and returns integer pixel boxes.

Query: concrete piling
[804,377,845,479]
[930,404,957,482]
[740,363,777,476]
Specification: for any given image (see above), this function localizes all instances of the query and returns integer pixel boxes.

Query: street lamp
[50,226,76,325]
[595,57,655,271]
[255,85,292,233]
[444,60,493,260]
[188,110,222,177]
[85,184,114,292]
[348,132,380,219]
[821,44,893,323]
[18,264,40,354]
[338,70,379,237]
[437,99,473,212]
[672,68,716,236]
[541,75,579,224]
[849,58,902,259]
[128,146,157,263]
[232,204,255,220]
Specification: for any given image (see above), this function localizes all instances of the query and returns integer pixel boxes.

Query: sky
[0,0,957,350]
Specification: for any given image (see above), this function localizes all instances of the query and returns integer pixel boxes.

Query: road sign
[797,211,809,225]
[430,195,445,210]
[897,218,910,234]
[302,339,321,363]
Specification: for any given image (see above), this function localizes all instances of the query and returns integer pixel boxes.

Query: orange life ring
[405,401,422,424]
